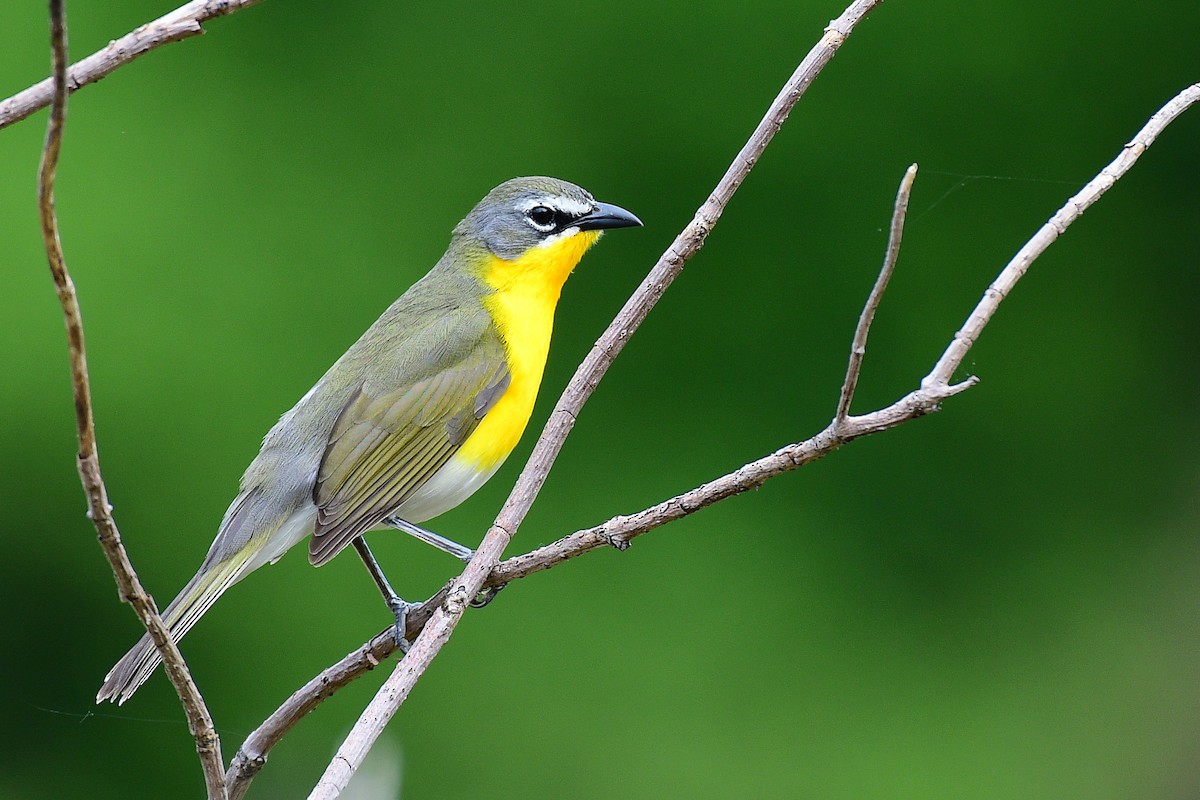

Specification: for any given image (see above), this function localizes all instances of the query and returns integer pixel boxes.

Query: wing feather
[309,343,509,566]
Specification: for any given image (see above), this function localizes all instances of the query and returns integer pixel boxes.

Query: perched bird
[97,176,641,704]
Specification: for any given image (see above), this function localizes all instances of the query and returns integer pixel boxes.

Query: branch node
[443,586,470,617]
[946,376,980,396]
[602,526,631,551]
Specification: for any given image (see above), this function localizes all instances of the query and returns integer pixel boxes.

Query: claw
[386,596,416,652]
[355,537,419,652]
[470,583,506,608]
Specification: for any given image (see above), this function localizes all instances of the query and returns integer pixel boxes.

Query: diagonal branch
[1,0,263,132]
[36,2,226,798]
[301,2,888,795]
[232,80,1200,800]
[925,83,1200,387]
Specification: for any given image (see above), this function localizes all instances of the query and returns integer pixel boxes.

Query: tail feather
[96,555,249,705]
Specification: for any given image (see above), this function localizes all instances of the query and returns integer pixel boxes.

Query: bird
[97,176,642,704]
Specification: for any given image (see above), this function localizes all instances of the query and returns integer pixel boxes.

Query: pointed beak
[575,201,643,232]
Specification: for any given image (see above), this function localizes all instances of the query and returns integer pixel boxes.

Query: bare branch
[233,81,1200,800]
[226,629,403,798]
[306,2,888,796]
[232,387,975,800]
[1,0,263,132]
[493,381,975,581]
[36,2,226,797]
[925,83,1200,388]
[836,163,917,422]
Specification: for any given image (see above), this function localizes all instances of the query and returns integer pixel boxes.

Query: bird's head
[454,176,642,264]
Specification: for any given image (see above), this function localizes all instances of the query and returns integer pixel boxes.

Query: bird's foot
[470,583,506,609]
[387,596,418,652]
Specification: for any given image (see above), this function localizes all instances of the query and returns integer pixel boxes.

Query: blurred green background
[2,1,1198,798]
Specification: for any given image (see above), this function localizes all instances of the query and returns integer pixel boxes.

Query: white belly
[387,452,504,524]
[247,451,503,574]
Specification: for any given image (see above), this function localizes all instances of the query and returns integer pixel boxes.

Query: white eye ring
[525,205,557,232]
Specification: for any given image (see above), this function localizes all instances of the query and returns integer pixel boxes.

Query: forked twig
[235,81,1200,799]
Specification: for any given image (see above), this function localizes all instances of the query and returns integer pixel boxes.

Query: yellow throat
[454,230,602,469]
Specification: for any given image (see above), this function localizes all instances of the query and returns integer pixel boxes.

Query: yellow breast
[452,230,602,470]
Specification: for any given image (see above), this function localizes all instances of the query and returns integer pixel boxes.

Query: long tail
[95,487,283,704]
[96,553,252,705]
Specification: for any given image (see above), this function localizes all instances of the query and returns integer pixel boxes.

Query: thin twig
[925,83,1200,388]
[305,2,887,797]
[36,2,226,798]
[836,163,917,422]
[234,81,1200,800]
[1,0,263,132]
[490,379,977,578]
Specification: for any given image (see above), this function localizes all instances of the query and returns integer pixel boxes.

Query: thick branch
[306,3,888,796]
[234,80,1200,800]
[1,0,262,132]
[36,2,226,797]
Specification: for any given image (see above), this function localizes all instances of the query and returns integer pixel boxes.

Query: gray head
[454,176,642,260]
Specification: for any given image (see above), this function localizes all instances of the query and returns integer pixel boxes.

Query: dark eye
[527,205,556,229]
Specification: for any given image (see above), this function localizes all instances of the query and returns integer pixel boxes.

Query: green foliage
[2,1,1197,797]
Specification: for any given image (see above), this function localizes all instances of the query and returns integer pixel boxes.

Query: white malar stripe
[535,225,588,248]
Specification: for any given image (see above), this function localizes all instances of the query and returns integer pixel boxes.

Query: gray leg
[353,536,414,651]
[383,515,475,563]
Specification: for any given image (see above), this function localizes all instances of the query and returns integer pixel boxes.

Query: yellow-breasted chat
[98,176,641,704]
